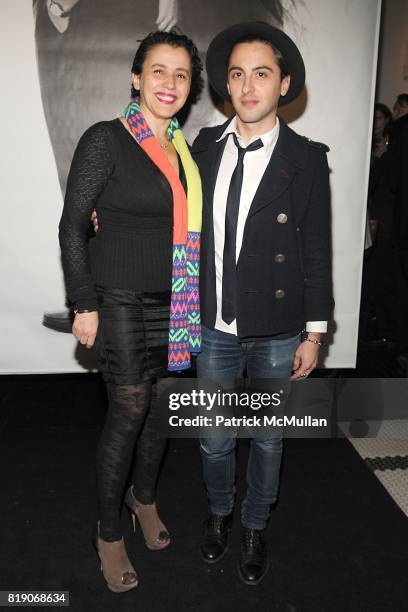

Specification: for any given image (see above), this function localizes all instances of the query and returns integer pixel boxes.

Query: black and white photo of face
[43,1,81,33]
[33,0,293,194]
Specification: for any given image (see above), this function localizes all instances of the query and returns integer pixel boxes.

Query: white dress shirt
[212,116,327,336]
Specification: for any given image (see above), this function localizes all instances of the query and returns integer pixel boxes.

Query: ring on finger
[300,372,307,378]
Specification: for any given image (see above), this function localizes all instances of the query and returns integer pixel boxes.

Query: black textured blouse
[59,119,185,311]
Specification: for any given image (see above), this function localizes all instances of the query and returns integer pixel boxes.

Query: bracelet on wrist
[305,337,323,347]
[301,330,324,346]
[73,308,97,314]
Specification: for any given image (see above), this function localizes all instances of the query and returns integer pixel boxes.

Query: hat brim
[206,22,305,107]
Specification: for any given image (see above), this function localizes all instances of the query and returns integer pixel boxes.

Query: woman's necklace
[159,138,170,150]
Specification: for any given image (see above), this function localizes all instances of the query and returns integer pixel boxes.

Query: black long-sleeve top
[59,119,184,310]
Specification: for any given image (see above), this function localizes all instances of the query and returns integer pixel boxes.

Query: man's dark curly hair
[131,30,203,105]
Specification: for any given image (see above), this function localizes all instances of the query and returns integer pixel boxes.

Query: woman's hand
[72,311,99,349]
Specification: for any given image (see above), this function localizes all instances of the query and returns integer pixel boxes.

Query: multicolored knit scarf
[124,98,202,371]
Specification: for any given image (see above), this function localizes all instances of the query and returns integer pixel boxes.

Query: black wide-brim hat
[206,22,305,107]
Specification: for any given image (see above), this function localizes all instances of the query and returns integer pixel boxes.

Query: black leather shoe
[200,513,232,563]
[42,310,74,333]
[238,527,269,586]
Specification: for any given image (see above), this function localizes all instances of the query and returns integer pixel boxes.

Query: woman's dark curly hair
[131,30,203,105]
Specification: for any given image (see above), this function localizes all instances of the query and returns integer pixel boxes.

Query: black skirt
[95,286,171,384]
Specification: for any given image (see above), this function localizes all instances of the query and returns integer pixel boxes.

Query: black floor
[0,369,407,612]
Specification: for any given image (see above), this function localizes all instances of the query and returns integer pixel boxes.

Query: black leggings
[96,381,167,542]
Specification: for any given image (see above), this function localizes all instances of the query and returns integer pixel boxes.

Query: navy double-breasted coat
[191,117,332,338]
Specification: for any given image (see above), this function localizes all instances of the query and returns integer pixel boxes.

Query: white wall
[282,0,381,367]
[0,0,381,372]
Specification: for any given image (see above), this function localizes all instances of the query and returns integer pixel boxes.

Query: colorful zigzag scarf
[124,98,202,371]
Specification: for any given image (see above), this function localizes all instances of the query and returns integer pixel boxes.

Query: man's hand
[156,0,178,31]
[291,335,322,380]
[72,311,99,349]
[46,0,80,33]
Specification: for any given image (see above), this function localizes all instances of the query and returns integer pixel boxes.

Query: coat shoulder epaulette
[303,136,330,152]
[191,123,223,152]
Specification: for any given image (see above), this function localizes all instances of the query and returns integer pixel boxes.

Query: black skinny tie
[222,133,263,324]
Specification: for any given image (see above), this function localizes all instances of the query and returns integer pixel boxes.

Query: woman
[59,31,202,592]
[372,103,392,161]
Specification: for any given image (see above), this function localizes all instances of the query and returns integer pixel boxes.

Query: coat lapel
[247,120,308,218]
[191,118,231,199]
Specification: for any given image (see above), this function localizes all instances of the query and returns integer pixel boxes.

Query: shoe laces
[243,528,263,551]
[207,513,228,533]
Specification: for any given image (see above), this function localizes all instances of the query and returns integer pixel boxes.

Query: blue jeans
[197,325,300,530]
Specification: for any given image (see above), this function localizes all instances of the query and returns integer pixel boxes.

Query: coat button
[275,253,285,263]
[277,213,288,224]
[275,289,285,299]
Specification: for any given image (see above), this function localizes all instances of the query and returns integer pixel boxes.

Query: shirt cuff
[305,321,327,333]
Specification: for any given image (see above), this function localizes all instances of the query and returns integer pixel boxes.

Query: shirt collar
[216,115,280,158]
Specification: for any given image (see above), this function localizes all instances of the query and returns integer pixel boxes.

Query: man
[33,0,174,194]
[191,23,331,585]
[392,93,408,122]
